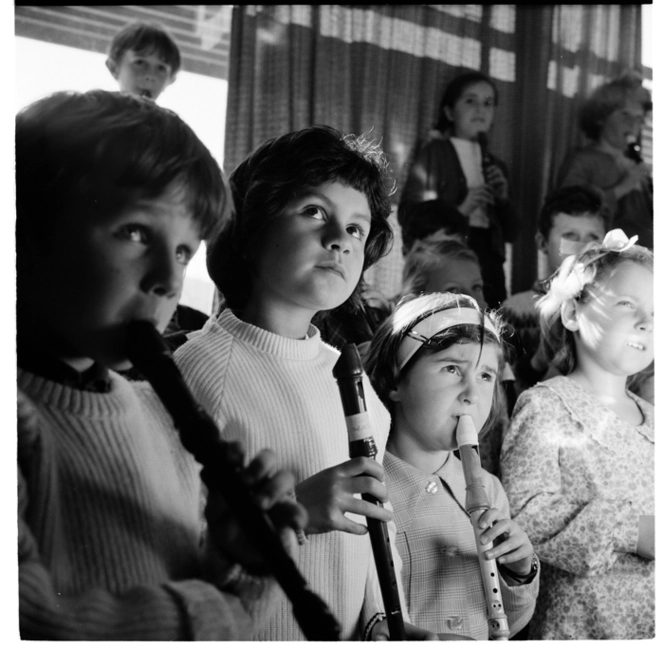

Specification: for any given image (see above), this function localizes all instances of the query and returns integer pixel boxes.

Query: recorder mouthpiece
[456,414,479,447]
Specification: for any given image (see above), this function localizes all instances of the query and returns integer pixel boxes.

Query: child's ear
[166,72,177,88]
[443,105,454,125]
[106,58,119,80]
[560,299,580,332]
[387,387,402,403]
[535,231,547,253]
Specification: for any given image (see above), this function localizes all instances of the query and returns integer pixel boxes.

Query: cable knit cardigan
[18,367,277,640]
[174,307,395,640]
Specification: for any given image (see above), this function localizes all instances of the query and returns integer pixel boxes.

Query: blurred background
[14,4,655,315]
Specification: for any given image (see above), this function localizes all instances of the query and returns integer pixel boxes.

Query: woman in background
[557,72,652,249]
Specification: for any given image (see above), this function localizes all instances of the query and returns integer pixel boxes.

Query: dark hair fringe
[365,293,506,436]
[537,184,609,239]
[16,90,228,259]
[207,125,395,312]
[435,70,499,132]
[108,21,181,73]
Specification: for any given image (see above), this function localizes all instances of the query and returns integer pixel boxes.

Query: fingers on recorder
[295,456,392,536]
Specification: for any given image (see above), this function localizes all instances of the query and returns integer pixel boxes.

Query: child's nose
[637,310,654,332]
[324,221,352,254]
[142,251,183,298]
[459,378,479,405]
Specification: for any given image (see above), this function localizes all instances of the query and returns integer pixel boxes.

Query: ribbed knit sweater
[18,367,277,640]
[174,307,393,640]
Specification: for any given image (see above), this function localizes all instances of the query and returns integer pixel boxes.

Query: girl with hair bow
[500,229,654,639]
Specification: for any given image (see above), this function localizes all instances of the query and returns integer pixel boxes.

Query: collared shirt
[385,451,538,640]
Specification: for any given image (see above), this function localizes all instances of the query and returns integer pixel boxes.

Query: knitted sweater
[18,367,277,640]
[174,307,393,640]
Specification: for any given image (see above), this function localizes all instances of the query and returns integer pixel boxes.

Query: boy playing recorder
[16,89,304,640]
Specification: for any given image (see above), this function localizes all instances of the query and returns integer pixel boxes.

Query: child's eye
[617,300,636,309]
[117,224,149,244]
[175,246,193,266]
[302,206,325,220]
[443,364,460,375]
[480,372,496,382]
[561,233,580,241]
[346,224,366,240]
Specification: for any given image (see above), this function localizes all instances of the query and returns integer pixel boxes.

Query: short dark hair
[108,21,181,73]
[365,292,506,435]
[207,125,395,311]
[16,90,228,264]
[402,199,470,253]
[538,185,609,239]
[579,72,652,141]
[435,70,499,132]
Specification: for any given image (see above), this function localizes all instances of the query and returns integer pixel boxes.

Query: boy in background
[106,21,179,102]
[16,89,305,640]
[106,21,209,342]
[501,185,607,397]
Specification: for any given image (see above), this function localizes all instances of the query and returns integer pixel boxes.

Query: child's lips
[317,261,346,279]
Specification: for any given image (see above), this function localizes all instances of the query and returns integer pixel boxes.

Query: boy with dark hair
[16,89,305,640]
[501,185,608,397]
[106,20,210,344]
[106,21,180,101]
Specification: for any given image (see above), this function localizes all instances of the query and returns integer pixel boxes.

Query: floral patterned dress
[500,376,654,639]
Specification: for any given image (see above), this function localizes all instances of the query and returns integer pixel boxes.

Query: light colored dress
[500,376,654,639]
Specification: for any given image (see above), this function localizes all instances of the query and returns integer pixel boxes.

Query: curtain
[224,4,643,298]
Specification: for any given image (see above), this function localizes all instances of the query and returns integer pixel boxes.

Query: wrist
[501,553,539,584]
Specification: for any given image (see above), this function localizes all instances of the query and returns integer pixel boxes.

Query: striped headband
[396,307,499,371]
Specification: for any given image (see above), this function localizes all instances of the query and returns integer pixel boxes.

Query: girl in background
[500,229,654,639]
[398,70,520,307]
[365,292,539,639]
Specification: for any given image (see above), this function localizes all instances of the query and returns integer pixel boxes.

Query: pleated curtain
[224,4,643,297]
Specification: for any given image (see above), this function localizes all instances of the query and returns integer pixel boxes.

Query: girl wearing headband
[365,292,539,639]
[500,229,654,639]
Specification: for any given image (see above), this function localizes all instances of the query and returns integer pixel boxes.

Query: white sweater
[174,307,394,640]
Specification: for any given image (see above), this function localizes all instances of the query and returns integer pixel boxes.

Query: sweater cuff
[500,553,539,586]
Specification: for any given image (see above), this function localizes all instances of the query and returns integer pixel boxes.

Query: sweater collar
[17,366,137,418]
[213,306,324,361]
